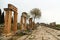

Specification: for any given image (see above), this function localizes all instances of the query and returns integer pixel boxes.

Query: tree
[30,8,41,22]
[0,9,1,15]
[1,12,4,24]
[26,14,30,19]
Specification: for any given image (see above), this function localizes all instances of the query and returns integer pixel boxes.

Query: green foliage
[54,24,60,30]
[30,8,41,18]
[30,8,41,22]
[26,14,30,19]
[56,24,60,28]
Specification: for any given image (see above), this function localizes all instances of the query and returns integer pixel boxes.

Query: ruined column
[32,22,35,29]
[20,16,27,31]
[29,18,33,30]
[13,12,17,33]
[4,8,12,35]
[20,12,27,31]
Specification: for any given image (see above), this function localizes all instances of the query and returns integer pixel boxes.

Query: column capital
[4,8,12,11]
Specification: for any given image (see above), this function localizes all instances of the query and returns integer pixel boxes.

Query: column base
[2,33,12,37]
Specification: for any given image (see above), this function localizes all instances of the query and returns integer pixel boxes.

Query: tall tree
[1,12,4,24]
[0,9,2,24]
[30,8,41,22]
[0,9,1,15]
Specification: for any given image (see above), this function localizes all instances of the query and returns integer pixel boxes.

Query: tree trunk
[34,17,35,23]
[34,14,36,23]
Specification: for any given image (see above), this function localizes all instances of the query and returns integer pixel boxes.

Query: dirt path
[17,26,60,40]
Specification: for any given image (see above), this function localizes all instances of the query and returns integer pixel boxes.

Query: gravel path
[17,26,60,40]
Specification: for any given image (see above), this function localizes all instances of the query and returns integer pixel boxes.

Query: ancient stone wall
[50,22,56,27]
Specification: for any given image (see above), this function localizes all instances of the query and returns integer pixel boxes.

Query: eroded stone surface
[20,12,27,31]
[4,4,18,36]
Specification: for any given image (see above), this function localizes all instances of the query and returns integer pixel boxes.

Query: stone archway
[3,4,18,36]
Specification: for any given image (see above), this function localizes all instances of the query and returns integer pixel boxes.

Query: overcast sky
[0,0,60,24]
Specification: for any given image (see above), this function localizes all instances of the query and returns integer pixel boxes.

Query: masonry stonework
[4,9,12,35]
[29,18,33,30]
[20,12,27,31]
[3,4,18,36]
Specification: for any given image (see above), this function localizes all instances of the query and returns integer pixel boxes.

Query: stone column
[20,16,23,30]
[13,12,17,33]
[23,17,27,30]
[32,22,35,29]
[29,18,33,30]
[20,16,27,31]
[4,9,12,35]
